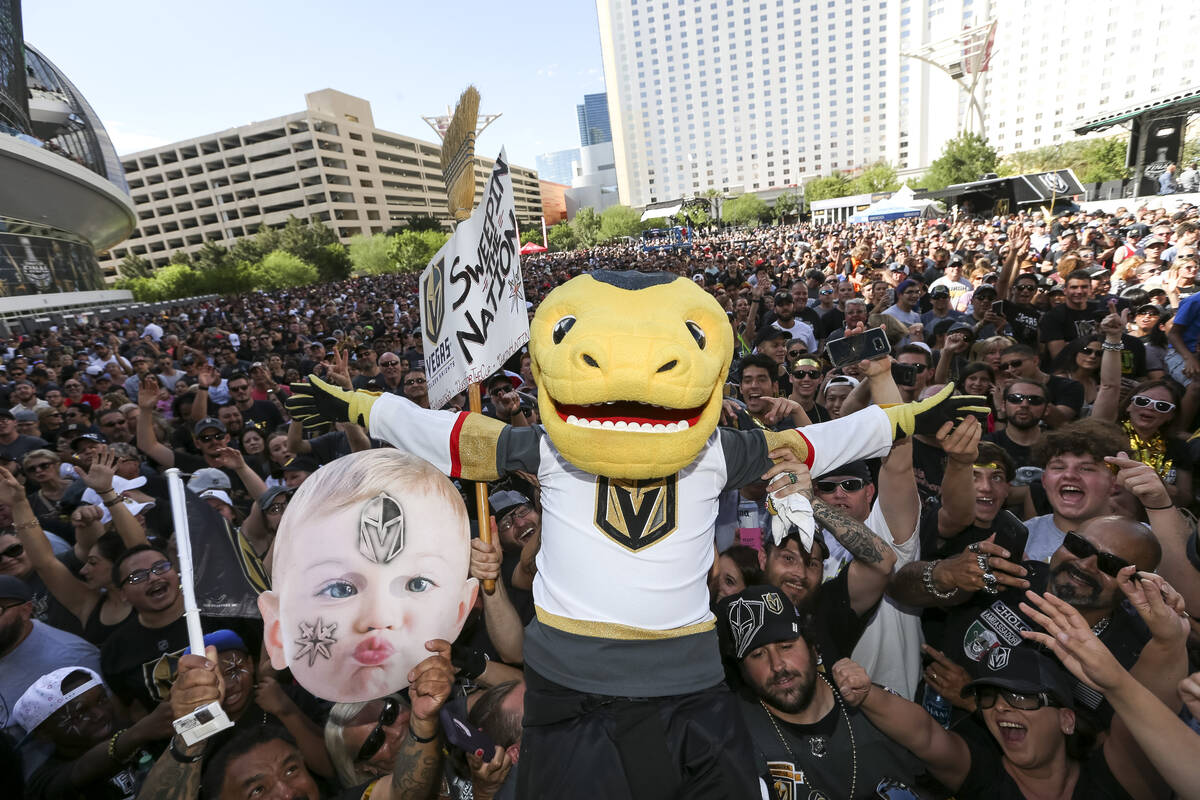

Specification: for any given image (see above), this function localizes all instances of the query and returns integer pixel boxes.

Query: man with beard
[891,515,1163,733]
[766,292,818,354]
[731,354,806,431]
[984,379,1048,465]
[715,585,931,800]
[997,344,1082,428]
[465,490,540,665]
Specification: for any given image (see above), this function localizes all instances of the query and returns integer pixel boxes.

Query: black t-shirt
[995,300,1040,348]
[0,433,48,462]
[27,747,154,800]
[911,437,945,506]
[983,429,1034,468]
[818,308,845,340]
[239,399,284,433]
[740,691,932,800]
[955,732,1132,800]
[808,564,872,665]
[1046,375,1084,416]
[168,450,253,512]
[1038,302,1105,347]
[100,614,260,711]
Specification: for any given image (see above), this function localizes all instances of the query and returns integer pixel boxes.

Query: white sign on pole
[419,149,529,410]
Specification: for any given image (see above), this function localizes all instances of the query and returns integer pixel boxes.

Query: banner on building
[419,148,529,410]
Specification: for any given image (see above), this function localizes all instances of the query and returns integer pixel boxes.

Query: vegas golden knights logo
[594,476,678,551]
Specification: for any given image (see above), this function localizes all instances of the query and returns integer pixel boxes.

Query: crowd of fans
[1,196,1200,799]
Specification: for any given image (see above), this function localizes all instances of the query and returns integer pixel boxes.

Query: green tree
[387,229,449,273]
[520,227,544,247]
[570,207,603,248]
[722,193,769,226]
[1076,137,1130,183]
[772,191,802,223]
[849,161,900,194]
[547,222,578,253]
[152,263,204,299]
[599,205,645,242]
[250,250,319,290]
[641,216,671,230]
[348,233,398,275]
[802,172,854,205]
[919,132,998,191]
[403,213,446,233]
[117,253,151,280]
[191,241,231,272]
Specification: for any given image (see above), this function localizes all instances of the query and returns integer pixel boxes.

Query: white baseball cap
[13,667,105,735]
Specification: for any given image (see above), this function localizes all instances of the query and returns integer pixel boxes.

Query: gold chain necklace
[759,673,857,799]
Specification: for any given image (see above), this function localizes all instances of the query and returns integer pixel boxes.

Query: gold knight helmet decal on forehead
[528,270,735,480]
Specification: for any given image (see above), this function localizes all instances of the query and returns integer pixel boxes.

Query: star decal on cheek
[295,617,337,667]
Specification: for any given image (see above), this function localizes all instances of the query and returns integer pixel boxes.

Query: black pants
[516,668,762,800]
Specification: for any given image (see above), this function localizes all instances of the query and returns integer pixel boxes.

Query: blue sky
[22,0,607,169]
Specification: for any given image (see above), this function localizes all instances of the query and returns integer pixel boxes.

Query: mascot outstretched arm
[288,269,985,799]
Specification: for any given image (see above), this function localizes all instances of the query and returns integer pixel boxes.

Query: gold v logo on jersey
[594,476,678,551]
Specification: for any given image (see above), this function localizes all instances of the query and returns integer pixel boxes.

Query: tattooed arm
[376,639,454,800]
[135,740,206,800]
[813,499,898,616]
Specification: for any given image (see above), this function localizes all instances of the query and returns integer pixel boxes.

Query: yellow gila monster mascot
[287,270,983,799]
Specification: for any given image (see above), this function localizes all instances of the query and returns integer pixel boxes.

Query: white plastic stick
[165,468,206,656]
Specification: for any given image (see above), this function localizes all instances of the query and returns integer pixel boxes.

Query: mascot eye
[686,320,707,350]
[552,316,576,344]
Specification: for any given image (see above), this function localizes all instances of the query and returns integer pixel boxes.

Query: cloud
[105,121,172,155]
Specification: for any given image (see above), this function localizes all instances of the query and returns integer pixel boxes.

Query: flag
[419,148,530,410]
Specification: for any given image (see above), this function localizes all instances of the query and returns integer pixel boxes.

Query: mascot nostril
[657,360,678,373]
[581,354,599,368]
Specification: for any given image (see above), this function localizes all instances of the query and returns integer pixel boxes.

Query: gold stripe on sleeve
[456,413,506,481]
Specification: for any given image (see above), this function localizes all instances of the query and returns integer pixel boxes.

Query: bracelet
[168,736,204,763]
[103,495,123,508]
[1143,502,1174,510]
[14,519,41,532]
[922,560,959,600]
[408,724,437,744]
[107,728,127,761]
[1100,340,1124,351]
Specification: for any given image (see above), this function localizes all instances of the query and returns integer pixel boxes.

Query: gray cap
[189,467,231,494]
[0,575,33,602]
[488,490,530,520]
[258,484,296,511]
[12,409,38,423]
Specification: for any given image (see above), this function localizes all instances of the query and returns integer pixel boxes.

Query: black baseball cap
[282,455,319,474]
[929,285,951,299]
[62,423,104,448]
[193,417,226,436]
[715,585,805,661]
[773,292,795,304]
[962,646,1075,709]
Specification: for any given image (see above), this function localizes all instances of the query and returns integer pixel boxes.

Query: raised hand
[408,639,455,735]
[921,644,976,711]
[76,445,116,493]
[831,658,873,708]
[885,382,990,439]
[938,416,981,465]
[1019,589,1125,692]
[286,375,379,431]
[211,446,247,471]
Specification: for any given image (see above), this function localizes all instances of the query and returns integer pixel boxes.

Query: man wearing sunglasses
[0,575,101,750]
[985,379,1048,466]
[997,344,1082,428]
[99,545,253,716]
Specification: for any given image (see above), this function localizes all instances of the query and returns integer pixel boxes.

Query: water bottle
[737,500,762,551]
[922,685,952,729]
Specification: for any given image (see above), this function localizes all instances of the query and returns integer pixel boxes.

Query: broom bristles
[442,86,481,221]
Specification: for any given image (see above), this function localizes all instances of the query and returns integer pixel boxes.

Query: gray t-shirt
[0,620,101,732]
[1024,514,1068,562]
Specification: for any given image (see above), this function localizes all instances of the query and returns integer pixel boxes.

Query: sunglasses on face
[1001,360,1025,371]
[792,369,822,380]
[1079,348,1103,357]
[403,378,426,386]
[1005,393,1046,406]
[1013,284,1037,292]
[787,350,806,359]
[1062,532,1133,577]
[356,697,401,762]
[1131,394,1175,414]
[974,686,1057,711]
[814,477,868,493]
[380,360,400,367]
[266,502,289,514]
[196,433,225,443]
[27,462,56,472]
[120,560,174,586]
[1,543,25,560]
[819,289,833,295]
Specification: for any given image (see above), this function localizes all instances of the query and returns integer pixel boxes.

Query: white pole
[165,468,206,656]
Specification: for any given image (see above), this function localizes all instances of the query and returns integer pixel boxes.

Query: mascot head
[529,270,733,479]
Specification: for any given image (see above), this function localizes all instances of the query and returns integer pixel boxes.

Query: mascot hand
[769,493,815,550]
[883,383,989,440]
[287,375,379,431]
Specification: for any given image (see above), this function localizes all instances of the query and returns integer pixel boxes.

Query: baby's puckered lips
[354,636,395,666]
[554,400,706,432]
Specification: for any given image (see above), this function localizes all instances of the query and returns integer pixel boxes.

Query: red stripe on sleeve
[796,430,816,470]
[448,412,469,478]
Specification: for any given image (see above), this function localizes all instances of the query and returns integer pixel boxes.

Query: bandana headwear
[13,667,104,734]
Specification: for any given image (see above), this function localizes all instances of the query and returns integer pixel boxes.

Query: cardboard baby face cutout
[259,449,478,702]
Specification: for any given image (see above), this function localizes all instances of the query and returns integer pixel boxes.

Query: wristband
[922,560,959,600]
[1100,340,1124,351]
[103,495,123,508]
[169,736,204,763]
[408,724,437,744]
[1143,501,1174,510]
[14,519,41,532]
[107,728,127,762]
